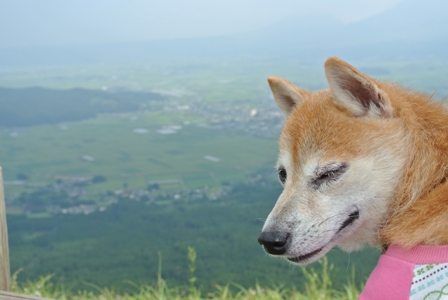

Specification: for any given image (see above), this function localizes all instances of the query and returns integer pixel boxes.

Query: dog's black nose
[257,231,289,255]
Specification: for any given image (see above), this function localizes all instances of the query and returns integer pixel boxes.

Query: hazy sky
[0,0,403,48]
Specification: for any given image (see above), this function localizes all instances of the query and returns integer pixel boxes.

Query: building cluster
[6,175,236,217]
[163,95,285,138]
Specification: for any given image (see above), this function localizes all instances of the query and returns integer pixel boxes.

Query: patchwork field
[1,112,279,197]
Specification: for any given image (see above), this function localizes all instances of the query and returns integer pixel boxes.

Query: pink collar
[385,244,448,264]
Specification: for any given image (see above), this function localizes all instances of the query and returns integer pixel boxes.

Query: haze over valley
[1,0,447,295]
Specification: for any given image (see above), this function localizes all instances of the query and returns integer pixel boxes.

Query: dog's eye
[312,163,348,188]
[278,167,287,184]
[320,170,338,180]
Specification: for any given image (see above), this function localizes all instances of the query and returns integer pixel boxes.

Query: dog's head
[258,57,408,264]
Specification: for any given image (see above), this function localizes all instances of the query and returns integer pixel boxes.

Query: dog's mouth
[337,209,360,233]
[287,209,360,263]
[287,247,323,263]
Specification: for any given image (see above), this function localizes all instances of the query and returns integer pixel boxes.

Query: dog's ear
[324,57,394,118]
[268,76,309,116]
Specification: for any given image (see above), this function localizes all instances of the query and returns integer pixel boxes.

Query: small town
[5,172,251,216]
[161,92,285,138]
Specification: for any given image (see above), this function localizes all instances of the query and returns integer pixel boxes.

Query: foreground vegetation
[11,256,361,300]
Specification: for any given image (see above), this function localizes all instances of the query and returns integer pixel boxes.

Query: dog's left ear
[325,57,394,118]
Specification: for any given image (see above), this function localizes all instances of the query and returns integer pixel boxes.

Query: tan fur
[262,57,448,261]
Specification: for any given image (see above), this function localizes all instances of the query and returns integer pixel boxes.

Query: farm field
[1,111,277,192]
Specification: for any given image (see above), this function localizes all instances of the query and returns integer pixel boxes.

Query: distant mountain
[344,0,448,42]
[1,0,446,67]
[247,14,345,45]
[242,0,448,60]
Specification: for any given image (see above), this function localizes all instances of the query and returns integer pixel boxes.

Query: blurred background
[0,0,447,295]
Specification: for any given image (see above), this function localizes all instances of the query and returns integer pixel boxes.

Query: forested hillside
[0,87,163,127]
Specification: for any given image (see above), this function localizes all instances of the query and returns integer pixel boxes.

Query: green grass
[11,257,361,300]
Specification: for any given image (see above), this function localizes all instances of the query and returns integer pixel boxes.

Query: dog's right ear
[268,76,308,116]
[324,57,394,118]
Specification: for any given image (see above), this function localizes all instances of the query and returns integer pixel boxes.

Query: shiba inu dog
[258,57,448,299]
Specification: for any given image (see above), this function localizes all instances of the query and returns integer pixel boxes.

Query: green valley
[1,59,447,295]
